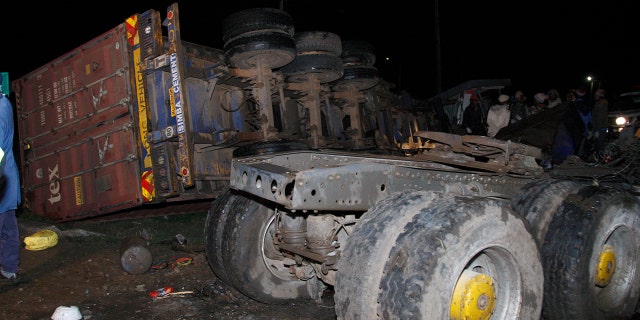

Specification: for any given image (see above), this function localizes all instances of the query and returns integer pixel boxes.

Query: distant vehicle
[608,90,640,140]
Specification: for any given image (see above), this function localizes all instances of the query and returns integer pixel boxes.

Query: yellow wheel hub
[595,244,616,287]
[450,270,496,320]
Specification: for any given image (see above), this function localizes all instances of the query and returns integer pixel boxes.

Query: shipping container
[11,4,257,222]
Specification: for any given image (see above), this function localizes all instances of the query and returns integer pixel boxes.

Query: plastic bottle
[149,286,174,298]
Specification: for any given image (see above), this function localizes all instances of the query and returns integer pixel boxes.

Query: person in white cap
[530,92,548,115]
[487,94,511,137]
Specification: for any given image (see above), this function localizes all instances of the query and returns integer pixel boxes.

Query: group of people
[461,87,609,164]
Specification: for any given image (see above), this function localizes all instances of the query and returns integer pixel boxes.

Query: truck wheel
[511,178,583,244]
[222,8,295,44]
[279,53,344,84]
[540,186,640,319]
[224,31,296,70]
[335,192,440,318]
[215,193,323,304]
[340,40,376,67]
[204,188,237,284]
[331,65,380,92]
[293,31,342,56]
[335,191,543,319]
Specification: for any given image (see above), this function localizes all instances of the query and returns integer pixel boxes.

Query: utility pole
[434,0,442,94]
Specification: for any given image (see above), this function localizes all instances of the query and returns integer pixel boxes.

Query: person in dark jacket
[552,89,592,163]
[591,88,609,154]
[0,91,22,281]
[462,95,487,135]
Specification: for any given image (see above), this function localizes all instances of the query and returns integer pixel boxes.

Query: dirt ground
[0,209,337,320]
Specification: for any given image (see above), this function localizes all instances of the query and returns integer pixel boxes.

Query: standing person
[510,90,529,124]
[591,88,609,154]
[547,89,562,108]
[530,93,548,115]
[565,89,577,103]
[462,95,487,135]
[0,89,21,281]
[552,89,591,163]
[571,89,593,158]
[486,94,511,138]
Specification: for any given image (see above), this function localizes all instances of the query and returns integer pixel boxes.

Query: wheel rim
[260,214,296,280]
[449,249,523,319]
[591,225,636,311]
[594,244,616,286]
[450,270,496,320]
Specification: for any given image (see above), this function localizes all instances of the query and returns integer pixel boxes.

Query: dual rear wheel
[513,180,640,320]
[334,191,543,319]
[205,180,640,319]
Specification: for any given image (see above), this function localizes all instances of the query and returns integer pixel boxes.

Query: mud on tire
[206,191,322,304]
[511,178,584,244]
[540,185,640,319]
[335,191,543,319]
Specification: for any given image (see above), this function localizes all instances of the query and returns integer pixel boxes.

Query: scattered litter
[175,234,186,245]
[60,229,106,238]
[175,257,193,266]
[51,305,82,320]
[149,256,195,272]
[158,290,195,299]
[149,286,174,298]
[24,229,58,251]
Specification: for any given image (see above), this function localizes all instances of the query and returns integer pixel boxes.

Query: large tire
[224,31,296,70]
[216,192,323,304]
[222,8,295,44]
[331,65,379,92]
[540,185,640,319]
[279,53,344,83]
[511,178,583,244]
[294,31,342,56]
[204,188,236,284]
[335,192,439,318]
[340,40,376,66]
[335,191,543,319]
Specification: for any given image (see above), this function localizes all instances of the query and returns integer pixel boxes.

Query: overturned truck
[11,2,640,319]
[10,3,404,222]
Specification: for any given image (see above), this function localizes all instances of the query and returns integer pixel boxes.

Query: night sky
[5,1,640,100]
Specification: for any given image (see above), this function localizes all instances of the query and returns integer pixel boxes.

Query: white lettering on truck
[48,164,61,204]
[170,53,185,134]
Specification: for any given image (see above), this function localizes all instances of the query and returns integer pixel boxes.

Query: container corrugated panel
[12,24,143,221]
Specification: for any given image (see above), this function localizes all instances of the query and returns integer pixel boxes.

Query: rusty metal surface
[230,150,538,212]
[10,5,240,222]
[77,199,212,223]
[12,24,144,222]
[13,25,131,141]
[22,115,142,221]
[414,131,544,176]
